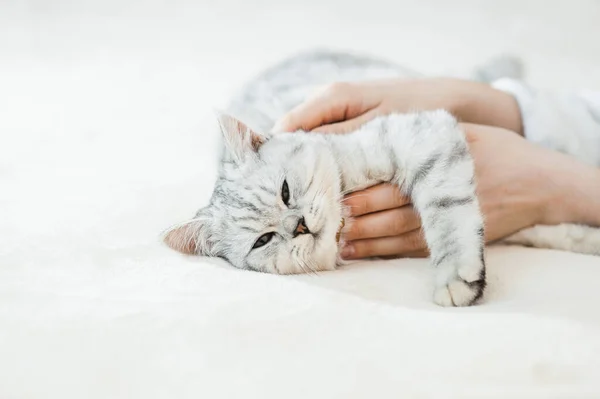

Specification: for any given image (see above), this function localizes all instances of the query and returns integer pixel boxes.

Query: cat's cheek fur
[315,234,341,272]
[272,249,297,275]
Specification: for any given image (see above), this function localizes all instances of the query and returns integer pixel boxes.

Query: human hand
[273,78,523,135]
[339,123,596,260]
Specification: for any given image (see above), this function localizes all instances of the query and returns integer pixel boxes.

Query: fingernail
[340,243,355,259]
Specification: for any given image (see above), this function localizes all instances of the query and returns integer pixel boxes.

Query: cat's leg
[397,111,486,306]
[503,224,600,256]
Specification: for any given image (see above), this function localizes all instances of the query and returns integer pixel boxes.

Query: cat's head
[163,114,343,274]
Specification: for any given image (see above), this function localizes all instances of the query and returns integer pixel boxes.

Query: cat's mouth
[335,218,346,244]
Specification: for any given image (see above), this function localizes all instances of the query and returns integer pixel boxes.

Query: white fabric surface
[1,1,600,397]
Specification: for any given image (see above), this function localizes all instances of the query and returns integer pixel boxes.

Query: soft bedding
[1,1,599,397]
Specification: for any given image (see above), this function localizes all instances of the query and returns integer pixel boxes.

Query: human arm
[274,77,600,259]
[340,123,600,259]
[273,78,524,135]
[491,78,600,166]
[274,77,600,167]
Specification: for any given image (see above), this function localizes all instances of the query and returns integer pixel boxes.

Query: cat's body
[324,111,486,306]
[167,108,484,306]
[164,50,599,308]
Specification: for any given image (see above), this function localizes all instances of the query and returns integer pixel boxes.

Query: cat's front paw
[433,276,485,307]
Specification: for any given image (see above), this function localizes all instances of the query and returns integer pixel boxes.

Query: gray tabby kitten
[164,50,598,307]
[165,51,490,307]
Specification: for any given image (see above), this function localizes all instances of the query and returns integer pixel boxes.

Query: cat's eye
[281,180,290,206]
[252,232,275,250]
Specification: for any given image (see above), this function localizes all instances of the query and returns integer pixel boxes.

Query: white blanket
[2,1,600,397]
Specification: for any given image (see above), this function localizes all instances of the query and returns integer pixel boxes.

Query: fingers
[379,249,429,260]
[343,184,410,217]
[272,82,378,132]
[342,206,421,241]
[402,249,429,258]
[310,109,379,134]
[341,229,426,259]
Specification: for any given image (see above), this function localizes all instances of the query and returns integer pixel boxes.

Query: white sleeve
[491,78,600,167]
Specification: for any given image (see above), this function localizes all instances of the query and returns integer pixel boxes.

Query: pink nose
[293,217,310,237]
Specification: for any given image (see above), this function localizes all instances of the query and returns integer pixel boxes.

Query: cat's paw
[433,276,485,307]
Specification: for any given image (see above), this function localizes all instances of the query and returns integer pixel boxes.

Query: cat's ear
[163,210,214,256]
[216,113,267,163]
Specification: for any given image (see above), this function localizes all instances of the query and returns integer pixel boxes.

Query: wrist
[443,78,524,135]
[565,166,600,227]
[428,78,472,116]
[541,154,600,227]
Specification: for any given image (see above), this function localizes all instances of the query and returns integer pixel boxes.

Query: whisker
[301,256,318,276]
[306,259,320,277]
[292,246,310,275]
[341,192,372,201]
[300,246,320,276]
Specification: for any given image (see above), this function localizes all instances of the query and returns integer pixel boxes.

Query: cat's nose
[293,217,310,237]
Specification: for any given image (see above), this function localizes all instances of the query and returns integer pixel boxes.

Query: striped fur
[165,106,485,306]
[164,50,575,307]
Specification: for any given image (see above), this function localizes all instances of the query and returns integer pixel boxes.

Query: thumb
[311,109,380,134]
[272,83,368,133]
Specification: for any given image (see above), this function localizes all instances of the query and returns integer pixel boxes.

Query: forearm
[491,79,600,167]
[563,165,600,227]
[436,78,524,135]
[543,154,600,227]
[449,77,600,168]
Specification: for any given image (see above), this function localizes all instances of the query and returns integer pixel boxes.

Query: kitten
[163,50,599,308]
[165,108,485,307]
